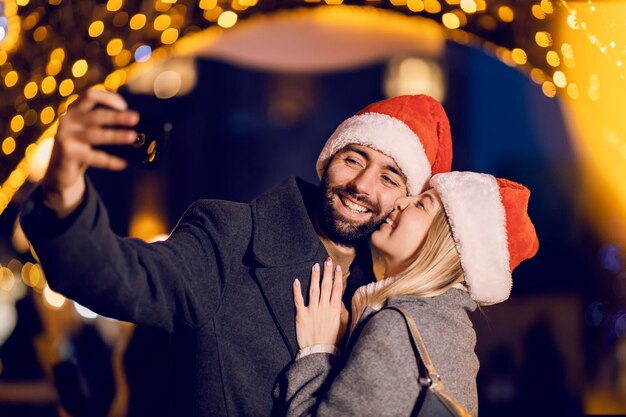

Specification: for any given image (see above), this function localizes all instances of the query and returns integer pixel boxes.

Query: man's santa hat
[430,172,539,305]
[316,94,453,195]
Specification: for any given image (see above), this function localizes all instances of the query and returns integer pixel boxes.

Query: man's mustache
[327,185,381,216]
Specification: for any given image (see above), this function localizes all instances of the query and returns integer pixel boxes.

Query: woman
[275,171,539,417]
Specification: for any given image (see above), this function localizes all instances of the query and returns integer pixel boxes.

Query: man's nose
[350,167,376,195]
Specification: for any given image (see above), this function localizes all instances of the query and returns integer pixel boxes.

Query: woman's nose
[395,197,411,211]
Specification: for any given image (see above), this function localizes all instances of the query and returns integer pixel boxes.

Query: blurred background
[1,0,626,416]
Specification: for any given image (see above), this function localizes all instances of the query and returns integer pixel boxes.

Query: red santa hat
[429,172,539,305]
[316,94,453,195]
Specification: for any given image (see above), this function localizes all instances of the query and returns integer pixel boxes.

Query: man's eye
[383,176,398,187]
[345,157,359,165]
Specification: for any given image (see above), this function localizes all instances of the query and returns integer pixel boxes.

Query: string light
[1,0,625,217]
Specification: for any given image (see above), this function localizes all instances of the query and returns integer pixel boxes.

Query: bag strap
[384,306,444,390]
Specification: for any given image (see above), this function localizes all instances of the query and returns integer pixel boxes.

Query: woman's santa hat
[316,94,453,195]
[430,172,539,305]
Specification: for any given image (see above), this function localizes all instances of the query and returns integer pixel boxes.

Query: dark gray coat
[20,176,374,417]
[276,290,479,417]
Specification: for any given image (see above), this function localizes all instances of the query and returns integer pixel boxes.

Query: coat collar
[250,176,322,267]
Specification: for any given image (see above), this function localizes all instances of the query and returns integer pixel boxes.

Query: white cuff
[296,344,340,360]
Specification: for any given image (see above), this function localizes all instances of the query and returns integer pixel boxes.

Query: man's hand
[41,88,139,217]
[293,258,349,349]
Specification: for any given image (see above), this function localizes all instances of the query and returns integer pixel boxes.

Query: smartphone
[93,104,171,169]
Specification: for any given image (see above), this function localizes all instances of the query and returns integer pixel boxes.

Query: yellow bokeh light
[532,4,546,19]
[540,0,554,14]
[24,81,38,99]
[424,0,441,13]
[442,13,460,29]
[41,76,57,94]
[113,50,132,67]
[553,71,567,88]
[588,86,600,101]
[498,6,514,22]
[40,107,56,125]
[561,43,574,59]
[217,11,238,28]
[407,0,424,12]
[161,27,179,44]
[8,170,26,189]
[460,0,476,14]
[59,79,75,97]
[67,94,80,106]
[2,137,16,155]
[567,83,579,99]
[0,268,15,292]
[512,48,527,65]
[203,6,223,21]
[33,26,48,42]
[29,137,55,182]
[72,59,89,77]
[10,115,25,132]
[567,13,579,30]
[155,0,173,11]
[51,47,65,62]
[542,81,557,98]
[104,72,123,90]
[0,50,7,65]
[46,60,62,76]
[44,284,66,309]
[107,0,123,12]
[473,0,485,11]
[389,0,406,6]
[546,50,561,67]
[88,20,104,37]
[17,0,30,5]
[5,70,19,87]
[107,38,124,56]
[0,193,8,212]
[129,13,147,30]
[154,14,172,31]
[29,264,43,287]
[199,0,218,8]
[535,31,553,47]
[530,68,546,85]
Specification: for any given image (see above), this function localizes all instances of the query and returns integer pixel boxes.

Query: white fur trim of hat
[430,171,511,305]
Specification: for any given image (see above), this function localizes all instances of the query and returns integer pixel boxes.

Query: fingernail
[325,257,332,266]
[336,265,342,272]
[294,278,300,287]
[313,263,320,272]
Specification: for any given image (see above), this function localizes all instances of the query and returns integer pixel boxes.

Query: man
[21,88,452,417]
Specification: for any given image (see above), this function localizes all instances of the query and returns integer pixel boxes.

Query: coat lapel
[250,177,328,356]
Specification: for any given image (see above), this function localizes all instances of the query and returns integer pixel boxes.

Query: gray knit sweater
[275,289,479,417]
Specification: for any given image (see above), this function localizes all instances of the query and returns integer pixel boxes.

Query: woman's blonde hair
[351,207,465,330]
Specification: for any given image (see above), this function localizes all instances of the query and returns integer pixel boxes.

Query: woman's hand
[293,258,349,349]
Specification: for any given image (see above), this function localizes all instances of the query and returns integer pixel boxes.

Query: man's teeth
[342,197,369,213]
[385,218,394,227]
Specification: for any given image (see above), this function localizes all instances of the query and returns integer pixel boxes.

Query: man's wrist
[40,178,86,219]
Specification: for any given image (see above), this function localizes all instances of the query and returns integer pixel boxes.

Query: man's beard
[318,171,389,246]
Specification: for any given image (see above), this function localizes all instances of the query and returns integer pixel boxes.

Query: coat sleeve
[20,180,251,331]
[276,310,421,417]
